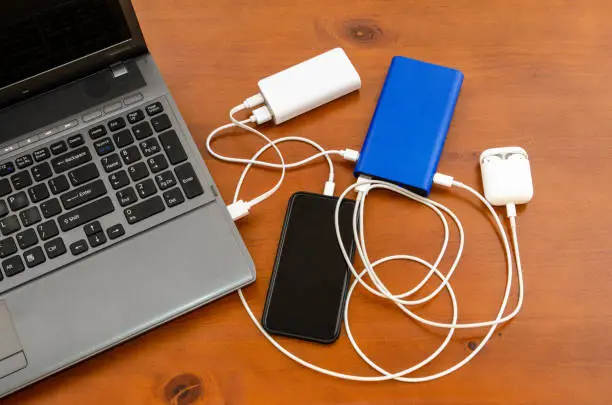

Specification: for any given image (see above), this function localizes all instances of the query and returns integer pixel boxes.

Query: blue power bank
[354,57,464,196]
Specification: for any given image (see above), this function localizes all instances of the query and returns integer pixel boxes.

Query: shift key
[58,197,114,231]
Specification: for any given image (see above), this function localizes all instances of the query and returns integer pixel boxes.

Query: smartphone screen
[261,192,356,344]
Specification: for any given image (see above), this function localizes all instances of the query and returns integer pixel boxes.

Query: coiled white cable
[208,103,524,382]
[206,103,358,212]
[335,178,520,381]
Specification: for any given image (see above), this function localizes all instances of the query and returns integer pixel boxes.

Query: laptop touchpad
[0,301,27,379]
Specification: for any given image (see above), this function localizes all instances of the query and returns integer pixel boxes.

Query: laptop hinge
[110,62,129,79]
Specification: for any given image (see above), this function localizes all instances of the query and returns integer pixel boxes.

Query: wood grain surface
[4,0,612,404]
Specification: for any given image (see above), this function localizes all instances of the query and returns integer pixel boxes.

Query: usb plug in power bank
[354,57,464,196]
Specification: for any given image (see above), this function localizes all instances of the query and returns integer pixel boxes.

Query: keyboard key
[70,239,89,256]
[132,121,153,140]
[0,162,16,177]
[0,179,11,197]
[159,130,188,165]
[44,237,66,259]
[146,102,164,116]
[16,229,38,249]
[107,224,125,240]
[109,170,129,190]
[28,183,49,203]
[58,197,114,232]
[124,195,165,224]
[0,201,8,218]
[127,109,145,124]
[68,162,99,186]
[155,171,176,190]
[32,162,53,181]
[113,129,134,148]
[0,216,20,236]
[101,154,122,173]
[40,198,62,218]
[151,114,172,133]
[89,125,107,140]
[136,179,156,199]
[61,179,107,210]
[128,162,148,182]
[140,138,161,157]
[163,187,185,208]
[94,138,115,156]
[175,163,203,199]
[23,246,45,268]
[88,232,107,248]
[8,192,28,211]
[116,187,137,207]
[108,117,127,132]
[11,171,32,190]
[15,155,33,169]
[51,146,93,174]
[50,141,68,155]
[49,175,69,195]
[120,145,141,165]
[67,134,85,148]
[3,256,24,277]
[37,220,59,240]
[20,206,41,227]
[84,221,103,236]
[0,237,17,258]
[147,154,169,174]
[33,148,50,162]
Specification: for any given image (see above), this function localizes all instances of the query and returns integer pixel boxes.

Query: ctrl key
[2,255,24,277]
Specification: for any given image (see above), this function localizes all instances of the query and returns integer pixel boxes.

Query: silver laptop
[0,0,255,397]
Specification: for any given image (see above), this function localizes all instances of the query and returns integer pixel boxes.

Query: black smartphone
[261,192,356,344]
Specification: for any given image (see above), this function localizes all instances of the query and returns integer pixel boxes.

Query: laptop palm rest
[0,302,27,379]
[0,201,254,395]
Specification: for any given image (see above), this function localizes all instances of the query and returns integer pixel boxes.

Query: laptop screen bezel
[0,0,148,109]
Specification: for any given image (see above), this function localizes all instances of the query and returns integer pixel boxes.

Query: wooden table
[5,1,611,404]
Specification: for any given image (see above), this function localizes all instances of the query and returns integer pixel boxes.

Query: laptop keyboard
[0,97,211,292]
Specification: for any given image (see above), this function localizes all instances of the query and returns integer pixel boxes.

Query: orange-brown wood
[5,1,612,404]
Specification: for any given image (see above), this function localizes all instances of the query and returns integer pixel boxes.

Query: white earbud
[482,155,503,165]
[506,153,526,161]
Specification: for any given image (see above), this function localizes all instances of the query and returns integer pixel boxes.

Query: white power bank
[257,48,361,125]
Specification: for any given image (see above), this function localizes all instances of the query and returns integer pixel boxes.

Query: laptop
[0,0,255,397]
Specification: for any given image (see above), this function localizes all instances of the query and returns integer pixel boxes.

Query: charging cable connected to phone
[206,49,534,382]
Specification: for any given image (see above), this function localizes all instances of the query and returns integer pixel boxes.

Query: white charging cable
[207,100,525,382]
[235,174,522,382]
[206,97,359,219]
[335,177,522,381]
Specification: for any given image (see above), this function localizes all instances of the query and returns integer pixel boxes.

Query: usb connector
[228,200,251,221]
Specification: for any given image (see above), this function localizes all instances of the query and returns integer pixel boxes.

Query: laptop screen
[0,0,132,91]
